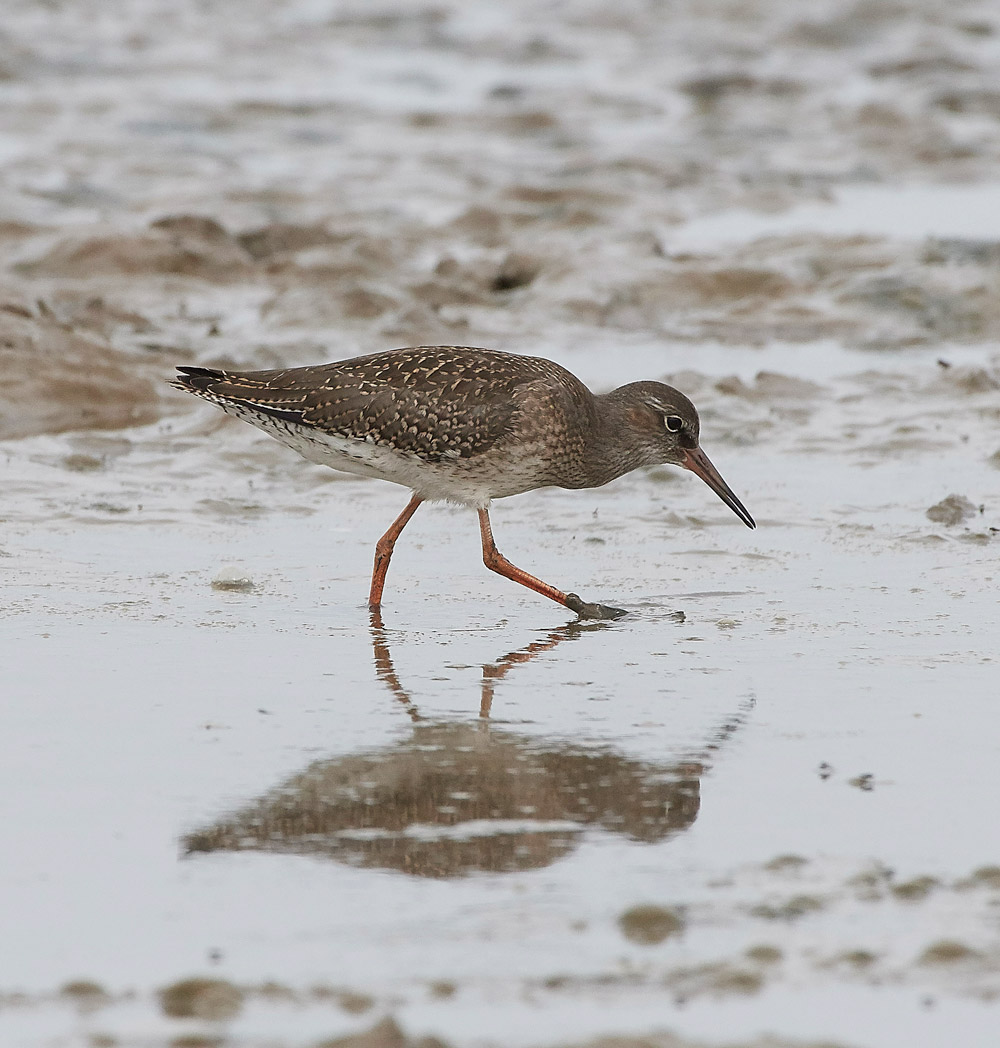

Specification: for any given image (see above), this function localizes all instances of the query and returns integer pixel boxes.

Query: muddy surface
[2,1,1000,1046]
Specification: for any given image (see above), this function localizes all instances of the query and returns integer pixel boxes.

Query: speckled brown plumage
[175,346,598,487]
[173,345,754,619]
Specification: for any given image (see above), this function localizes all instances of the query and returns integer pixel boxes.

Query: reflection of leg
[477,508,626,620]
[369,608,420,720]
[480,628,575,719]
[372,607,594,721]
[369,495,422,609]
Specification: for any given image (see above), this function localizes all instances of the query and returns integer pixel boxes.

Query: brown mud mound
[0,306,160,439]
[20,215,254,283]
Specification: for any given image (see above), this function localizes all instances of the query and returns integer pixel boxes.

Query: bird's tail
[171,365,228,396]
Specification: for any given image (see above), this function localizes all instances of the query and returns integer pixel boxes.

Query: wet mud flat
[3,0,1000,1046]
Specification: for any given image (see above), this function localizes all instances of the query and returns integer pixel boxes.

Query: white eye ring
[664,415,684,433]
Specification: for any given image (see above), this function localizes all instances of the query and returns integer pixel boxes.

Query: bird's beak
[682,447,756,529]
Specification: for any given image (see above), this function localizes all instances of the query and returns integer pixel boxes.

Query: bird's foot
[565,593,627,620]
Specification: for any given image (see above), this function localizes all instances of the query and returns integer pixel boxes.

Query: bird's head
[617,382,755,530]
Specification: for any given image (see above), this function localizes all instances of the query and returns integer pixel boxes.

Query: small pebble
[211,568,255,592]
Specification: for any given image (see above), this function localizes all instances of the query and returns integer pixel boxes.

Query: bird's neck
[572,388,657,489]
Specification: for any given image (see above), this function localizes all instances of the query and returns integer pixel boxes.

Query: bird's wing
[174,347,561,462]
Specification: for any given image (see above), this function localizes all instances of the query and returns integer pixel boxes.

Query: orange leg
[477,508,626,620]
[369,495,422,610]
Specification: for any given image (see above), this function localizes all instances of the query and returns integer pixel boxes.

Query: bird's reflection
[183,616,752,878]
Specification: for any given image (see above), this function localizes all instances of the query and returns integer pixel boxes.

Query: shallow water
[2,1,1000,1047]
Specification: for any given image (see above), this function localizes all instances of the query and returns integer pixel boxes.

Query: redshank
[173,345,754,619]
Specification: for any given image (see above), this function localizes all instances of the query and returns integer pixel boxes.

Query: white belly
[222,403,547,507]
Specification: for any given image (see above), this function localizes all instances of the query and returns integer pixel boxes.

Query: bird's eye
[664,415,684,433]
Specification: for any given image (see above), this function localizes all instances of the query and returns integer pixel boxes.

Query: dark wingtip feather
[170,366,308,424]
[173,365,227,393]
